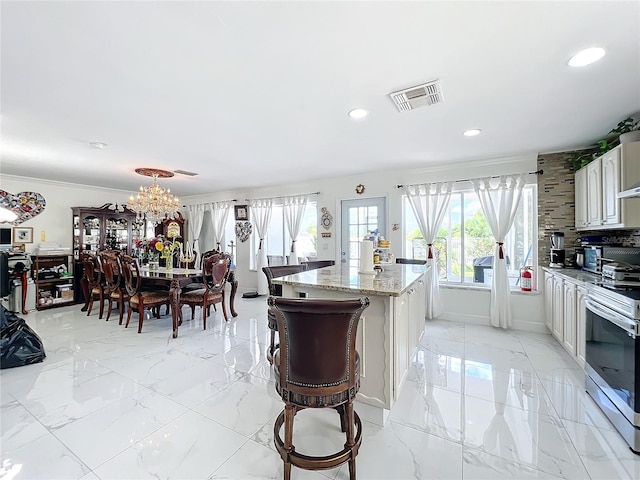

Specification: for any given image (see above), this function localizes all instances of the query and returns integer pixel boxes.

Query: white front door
[340,197,386,265]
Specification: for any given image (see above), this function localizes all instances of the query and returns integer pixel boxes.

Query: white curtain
[471,175,526,329]
[283,195,309,265]
[402,182,453,319]
[209,201,231,251]
[185,204,206,257]
[251,198,273,295]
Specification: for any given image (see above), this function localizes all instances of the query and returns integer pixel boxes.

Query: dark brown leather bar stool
[301,259,335,271]
[261,264,308,364]
[395,257,427,265]
[269,296,370,480]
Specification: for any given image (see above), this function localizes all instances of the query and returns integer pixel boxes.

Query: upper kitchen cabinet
[575,141,640,230]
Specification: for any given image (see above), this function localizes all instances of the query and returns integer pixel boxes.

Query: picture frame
[234,205,249,221]
[13,226,34,244]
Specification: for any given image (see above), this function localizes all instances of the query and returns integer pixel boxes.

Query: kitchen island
[272,263,428,424]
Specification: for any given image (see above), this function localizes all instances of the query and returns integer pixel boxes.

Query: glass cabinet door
[83,215,101,254]
[106,216,129,252]
[73,215,80,260]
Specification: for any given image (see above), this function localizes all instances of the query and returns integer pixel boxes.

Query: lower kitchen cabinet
[552,275,564,343]
[562,280,577,356]
[543,268,588,367]
[576,286,587,368]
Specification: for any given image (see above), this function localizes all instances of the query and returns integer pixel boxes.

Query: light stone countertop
[541,267,601,285]
[271,263,428,297]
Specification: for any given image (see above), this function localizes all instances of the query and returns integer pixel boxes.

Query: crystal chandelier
[128,168,180,224]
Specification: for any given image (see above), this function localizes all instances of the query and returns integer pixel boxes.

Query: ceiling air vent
[173,169,198,176]
[389,80,443,112]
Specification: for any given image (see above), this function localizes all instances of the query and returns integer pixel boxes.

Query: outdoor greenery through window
[403,185,537,288]
[249,201,318,269]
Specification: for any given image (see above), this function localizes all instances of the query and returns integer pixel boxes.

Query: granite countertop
[542,267,601,284]
[272,263,428,297]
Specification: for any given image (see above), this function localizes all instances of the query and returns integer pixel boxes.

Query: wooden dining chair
[99,250,130,324]
[81,252,107,319]
[119,254,172,333]
[179,252,231,329]
[181,249,217,294]
[269,296,370,480]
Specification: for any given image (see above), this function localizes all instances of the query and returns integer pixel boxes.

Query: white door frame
[339,197,387,265]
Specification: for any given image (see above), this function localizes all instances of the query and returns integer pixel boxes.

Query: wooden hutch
[71,203,145,303]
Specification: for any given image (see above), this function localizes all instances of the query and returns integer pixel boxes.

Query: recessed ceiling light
[568,47,605,67]
[463,129,481,137]
[348,108,369,119]
[89,141,108,149]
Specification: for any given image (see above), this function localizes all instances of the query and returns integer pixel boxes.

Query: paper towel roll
[359,240,374,273]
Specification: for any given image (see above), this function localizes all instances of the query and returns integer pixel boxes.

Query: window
[250,201,317,269]
[403,185,537,288]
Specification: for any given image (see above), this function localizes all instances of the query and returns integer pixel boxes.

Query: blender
[549,232,565,268]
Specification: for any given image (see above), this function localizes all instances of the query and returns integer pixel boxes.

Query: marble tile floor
[2,297,640,480]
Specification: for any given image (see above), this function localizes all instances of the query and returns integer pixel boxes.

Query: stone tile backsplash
[537,151,640,266]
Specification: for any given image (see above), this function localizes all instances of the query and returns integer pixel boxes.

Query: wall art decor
[320,207,333,230]
[355,184,365,195]
[235,221,252,243]
[13,226,34,244]
[234,205,249,221]
[0,190,47,226]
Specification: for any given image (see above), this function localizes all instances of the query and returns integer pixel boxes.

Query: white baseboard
[438,311,548,333]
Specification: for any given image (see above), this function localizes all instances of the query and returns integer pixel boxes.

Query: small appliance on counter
[33,242,71,255]
[549,232,565,268]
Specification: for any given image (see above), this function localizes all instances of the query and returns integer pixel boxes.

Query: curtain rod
[181,199,237,208]
[243,191,320,202]
[395,169,543,189]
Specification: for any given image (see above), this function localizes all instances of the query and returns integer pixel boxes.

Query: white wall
[1,176,136,254]
[3,153,545,331]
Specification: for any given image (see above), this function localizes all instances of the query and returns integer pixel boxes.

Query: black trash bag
[1,305,46,369]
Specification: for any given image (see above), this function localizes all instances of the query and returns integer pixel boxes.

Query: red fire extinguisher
[520,266,533,291]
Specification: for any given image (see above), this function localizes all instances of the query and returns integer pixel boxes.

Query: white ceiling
[1,1,639,197]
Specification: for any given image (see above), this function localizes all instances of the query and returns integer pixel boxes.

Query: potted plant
[612,117,640,144]
[571,116,640,170]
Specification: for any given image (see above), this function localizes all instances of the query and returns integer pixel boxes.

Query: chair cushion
[130,291,170,305]
[182,282,204,291]
[110,290,130,300]
[180,289,222,303]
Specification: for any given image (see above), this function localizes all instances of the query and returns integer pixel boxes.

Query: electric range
[586,268,640,454]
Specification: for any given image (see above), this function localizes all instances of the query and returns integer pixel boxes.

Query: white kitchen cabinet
[576,142,640,230]
[393,291,410,397]
[408,277,426,352]
[602,148,621,225]
[543,269,590,368]
[576,286,588,368]
[586,158,603,228]
[562,280,577,356]
[544,272,554,332]
[575,167,588,229]
[552,276,564,342]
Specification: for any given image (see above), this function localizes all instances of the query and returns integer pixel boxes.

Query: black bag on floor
[1,305,46,369]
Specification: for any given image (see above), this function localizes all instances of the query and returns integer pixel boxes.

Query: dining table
[138,265,238,338]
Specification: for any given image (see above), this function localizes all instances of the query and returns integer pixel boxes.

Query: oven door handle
[585,299,638,336]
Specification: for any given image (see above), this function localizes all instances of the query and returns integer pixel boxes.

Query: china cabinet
[71,204,145,303]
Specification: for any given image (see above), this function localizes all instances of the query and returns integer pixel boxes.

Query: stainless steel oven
[585,284,640,453]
